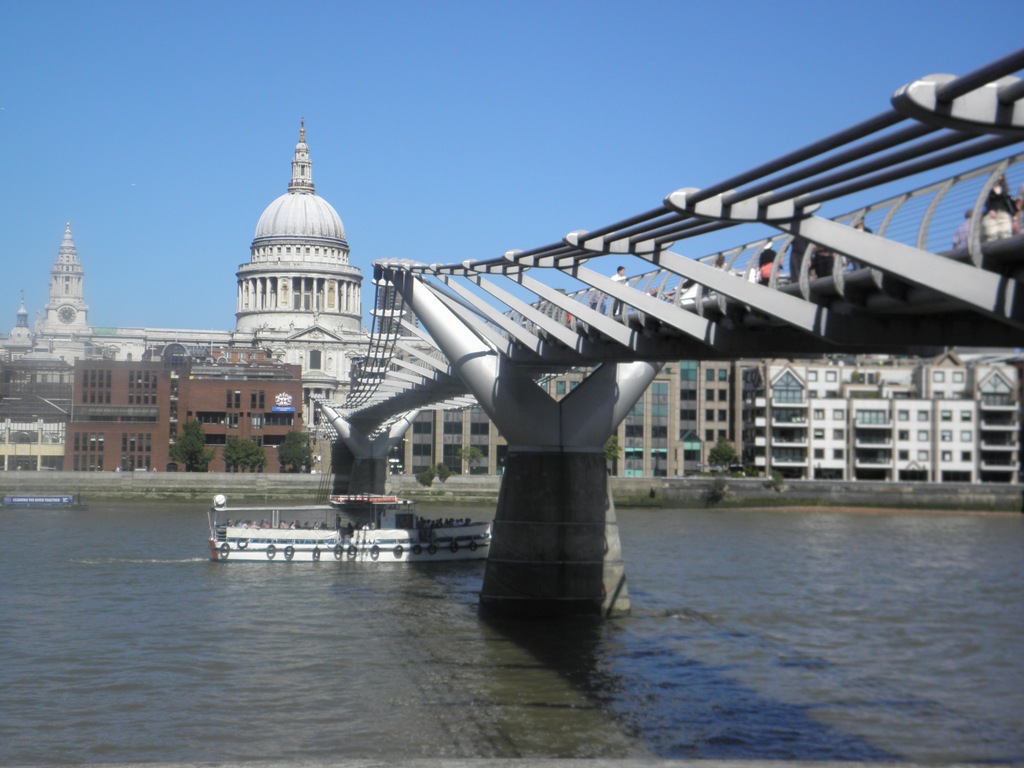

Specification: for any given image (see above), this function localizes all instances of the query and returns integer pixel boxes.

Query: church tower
[3,291,35,357]
[41,223,90,335]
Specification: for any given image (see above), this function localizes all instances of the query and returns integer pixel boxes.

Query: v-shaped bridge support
[317,403,418,494]
[391,271,662,617]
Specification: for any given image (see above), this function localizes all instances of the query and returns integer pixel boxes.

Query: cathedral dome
[251,120,347,247]
[255,192,346,242]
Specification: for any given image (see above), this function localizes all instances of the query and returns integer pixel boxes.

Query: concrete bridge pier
[481,448,627,618]
[316,402,417,495]
[390,271,662,617]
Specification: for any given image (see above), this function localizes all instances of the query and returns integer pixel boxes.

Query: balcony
[855,457,893,468]
[854,436,892,448]
[981,458,1017,471]
[980,419,1018,431]
[771,437,808,449]
[979,399,1017,412]
[980,439,1017,451]
[770,456,811,468]
[771,398,807,409]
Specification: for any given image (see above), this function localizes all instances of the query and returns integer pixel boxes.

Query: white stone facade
[2,124,367,427]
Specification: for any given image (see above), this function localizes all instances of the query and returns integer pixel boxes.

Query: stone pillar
[481,450,628,618]
[347,457,390,495]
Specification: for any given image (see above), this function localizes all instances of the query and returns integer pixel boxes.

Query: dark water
[0,502,1021,764]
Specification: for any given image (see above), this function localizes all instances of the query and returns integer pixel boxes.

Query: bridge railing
[516,151,1024,330]
[343,50,1024,421]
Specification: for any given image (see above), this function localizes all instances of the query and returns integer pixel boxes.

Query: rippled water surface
[0,501,1021,764]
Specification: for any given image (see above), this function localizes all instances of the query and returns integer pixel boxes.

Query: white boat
[208,494,491,562]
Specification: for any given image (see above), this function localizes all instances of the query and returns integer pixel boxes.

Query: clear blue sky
[1,1,1019,331]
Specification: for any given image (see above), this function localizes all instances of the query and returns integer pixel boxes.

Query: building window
[309,350,322,370]
[898,410,909,421]
[856,410,887,425]
[941,410,952,422]
[774,371,804,403]
[918,411,929,421]
[808,371,818,381]
[918,450,928,460]
[825,371,837,382]
[960,431,972,442]
[940,431,952,442]
[918,430,929,441]
[833,409,844,419]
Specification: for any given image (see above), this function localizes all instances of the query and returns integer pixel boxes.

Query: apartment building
[742,353,1019,483]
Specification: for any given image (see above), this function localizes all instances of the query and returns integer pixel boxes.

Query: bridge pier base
[480,450,628,618]
[348,458,390,495]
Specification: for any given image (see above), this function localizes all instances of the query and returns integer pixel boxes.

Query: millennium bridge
[317,49,1024,618]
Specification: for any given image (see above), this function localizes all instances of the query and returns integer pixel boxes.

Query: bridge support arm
[316,401,418,494]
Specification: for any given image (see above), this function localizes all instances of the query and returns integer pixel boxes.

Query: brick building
[67,358,304,473]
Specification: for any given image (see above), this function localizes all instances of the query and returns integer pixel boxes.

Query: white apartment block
[742,353,1019,483]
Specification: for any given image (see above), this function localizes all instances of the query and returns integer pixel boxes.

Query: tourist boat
[209,494,491,562]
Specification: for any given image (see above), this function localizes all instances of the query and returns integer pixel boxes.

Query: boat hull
[209,523,491,563]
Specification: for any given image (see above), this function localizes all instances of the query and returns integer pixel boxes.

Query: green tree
[458,445,484,472]
[277,430,312,473]
[224,437,267,473]
[434,462,452,483]
[604,434,622,461]
[169,420,215,472]
[707,437,739,470]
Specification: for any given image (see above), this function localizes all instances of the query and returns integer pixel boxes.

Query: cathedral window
[309,350,322,370]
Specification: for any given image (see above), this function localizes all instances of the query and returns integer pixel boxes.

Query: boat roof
[331,494,412,505]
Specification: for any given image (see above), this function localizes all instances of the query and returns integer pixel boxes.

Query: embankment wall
[1,471,1020,511]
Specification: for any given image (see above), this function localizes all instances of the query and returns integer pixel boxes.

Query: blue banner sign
[3,495,74,506]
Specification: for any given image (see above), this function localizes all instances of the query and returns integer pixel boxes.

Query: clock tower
[42,222,90,335]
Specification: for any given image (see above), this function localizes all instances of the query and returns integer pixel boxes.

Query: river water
[0,501,1021,764]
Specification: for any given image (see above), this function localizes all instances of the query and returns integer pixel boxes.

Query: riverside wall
[4,470,1019,511]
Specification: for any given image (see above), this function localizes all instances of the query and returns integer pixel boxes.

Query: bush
[763,470,786,493]
[701,477,729,506]
[435,463,452,483]
[416,466,436,487]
